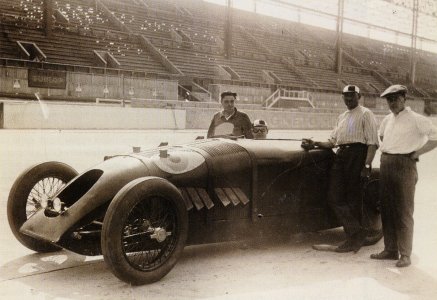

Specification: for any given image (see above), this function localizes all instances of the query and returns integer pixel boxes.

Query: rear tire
[7,162,78,252]
[363,173,383,246]
[101,177,188,285]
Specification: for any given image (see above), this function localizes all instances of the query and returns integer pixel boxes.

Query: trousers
[327,144,368,237]
[380,153,418,257]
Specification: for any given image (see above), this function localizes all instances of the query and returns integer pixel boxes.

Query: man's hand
[301,139,316,151]
[409,152,419,162]
[360,166,371,179]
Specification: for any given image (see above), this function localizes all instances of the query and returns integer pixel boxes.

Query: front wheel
[101,177,188,285]
[7,161,78,252]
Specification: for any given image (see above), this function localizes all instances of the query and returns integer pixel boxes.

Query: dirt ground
[1,129,436,300]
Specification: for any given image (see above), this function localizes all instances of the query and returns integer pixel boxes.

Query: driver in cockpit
[207,91,253,139]
[252,119,269,139]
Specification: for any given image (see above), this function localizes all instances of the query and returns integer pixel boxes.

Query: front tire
[7,161,78,252]
[101,177,188,285]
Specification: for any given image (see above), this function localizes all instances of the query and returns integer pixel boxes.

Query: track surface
[1,129,436,299]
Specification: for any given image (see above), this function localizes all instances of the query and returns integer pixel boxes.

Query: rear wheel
[7,162,78,252]
[363,175,383,246]
[101,177,188,285]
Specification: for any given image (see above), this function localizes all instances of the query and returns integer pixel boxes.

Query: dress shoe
[335,239,354,253]
[351,230,367,253]
[370,250,399,260]
[396,255,411,267]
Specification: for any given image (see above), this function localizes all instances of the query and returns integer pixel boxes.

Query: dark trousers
[380,153,417,257]
[327,144,368,238]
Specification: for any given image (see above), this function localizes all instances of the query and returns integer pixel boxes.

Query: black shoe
[370,250,399,260]
[396,255,411,267]
[351,230,367,253]
[335,239,354,253]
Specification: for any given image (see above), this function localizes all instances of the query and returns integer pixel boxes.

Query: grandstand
[1,0,437,129]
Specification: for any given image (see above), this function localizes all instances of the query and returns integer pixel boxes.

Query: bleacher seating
[0,0,436,113]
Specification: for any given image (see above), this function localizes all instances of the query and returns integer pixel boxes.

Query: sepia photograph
[1,0,437,299]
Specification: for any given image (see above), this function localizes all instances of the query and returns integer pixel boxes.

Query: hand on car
[301,139,316,151]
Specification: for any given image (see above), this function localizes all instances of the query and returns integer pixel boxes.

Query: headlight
[52,197,63,213]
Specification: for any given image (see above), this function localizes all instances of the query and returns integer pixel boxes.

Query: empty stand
[0,0,436,112]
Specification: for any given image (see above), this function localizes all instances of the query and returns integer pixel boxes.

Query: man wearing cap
[371,84,437,267]
[252,119,269,139]
[305,85,379,253]
[207,91,253,139]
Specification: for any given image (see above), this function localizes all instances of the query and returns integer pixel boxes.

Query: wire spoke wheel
[7,162,77,252]
[122,196,179,271]
[26,177,66,219]
[102,177,188,285]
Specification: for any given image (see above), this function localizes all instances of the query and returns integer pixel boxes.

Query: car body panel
[20,138,340,254]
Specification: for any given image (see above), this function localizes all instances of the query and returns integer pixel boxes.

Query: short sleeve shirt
[379,107,437,154]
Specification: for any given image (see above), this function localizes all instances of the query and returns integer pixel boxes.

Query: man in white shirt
[305,85,379,253]
[371,84,437,267]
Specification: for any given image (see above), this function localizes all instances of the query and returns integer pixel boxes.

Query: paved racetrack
[1,129,436,299]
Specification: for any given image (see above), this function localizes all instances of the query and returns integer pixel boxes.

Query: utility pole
[44,0,53,37]
[335,0,344,74]
[224,0,233,59]
[409,0,419,85]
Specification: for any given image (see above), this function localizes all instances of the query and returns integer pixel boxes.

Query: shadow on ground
[1,228,436,299]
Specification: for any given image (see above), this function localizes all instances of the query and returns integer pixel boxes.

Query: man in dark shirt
[207,91,253,138]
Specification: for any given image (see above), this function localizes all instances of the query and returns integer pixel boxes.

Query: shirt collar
[346,105,361,113]
[393,106,411,117]
[220,108,237,120]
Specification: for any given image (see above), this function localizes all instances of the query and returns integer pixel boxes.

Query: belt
[382,152,419,161]
[382,152,412,156]
[338,143,367,149]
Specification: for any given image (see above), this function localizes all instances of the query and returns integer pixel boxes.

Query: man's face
[252,126,268,139]
[342,92,359,110]
[221,95,235,113]
[386,93,405,115]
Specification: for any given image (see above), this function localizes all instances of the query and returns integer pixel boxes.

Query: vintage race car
[7,137,382,285]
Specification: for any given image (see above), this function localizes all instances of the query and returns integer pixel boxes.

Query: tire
[101,177,188,285]
[7,161,78,252]
[362,173,383,246]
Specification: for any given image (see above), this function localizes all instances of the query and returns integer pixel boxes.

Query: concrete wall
[0,66,178,100]
[1,101,185,129]
[1,101,424,130]
[185,107,386,130]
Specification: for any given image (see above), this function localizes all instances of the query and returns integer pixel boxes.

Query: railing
[264,89,314,109]
[0,57,177,79]
[263,89,280,108]
[96,98,130,106]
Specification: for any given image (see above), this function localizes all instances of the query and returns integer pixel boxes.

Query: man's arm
[365,144,377,166]
[243,115,254,139]
[411,140,437,160]
[314,140,335,149]
[207,117,215,138]
[360,144,377,178]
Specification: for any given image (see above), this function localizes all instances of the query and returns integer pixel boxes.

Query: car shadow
[0,229,436,299]
[0,250,100,281]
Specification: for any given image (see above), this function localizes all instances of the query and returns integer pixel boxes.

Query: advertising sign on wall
[28,69,67,89]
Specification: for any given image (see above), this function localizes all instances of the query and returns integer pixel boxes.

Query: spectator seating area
[1,0,437,112]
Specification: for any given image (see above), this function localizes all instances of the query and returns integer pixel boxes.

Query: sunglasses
[253,127,267,133]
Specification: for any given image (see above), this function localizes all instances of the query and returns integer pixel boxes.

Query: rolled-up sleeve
[363,111,379,146]
[378,115,388,138]
[416,115,437,141]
